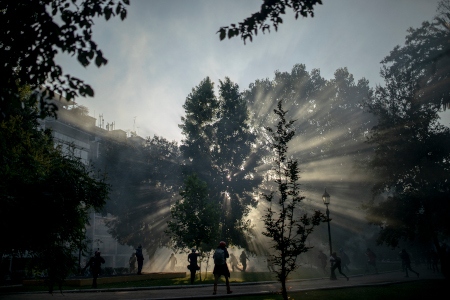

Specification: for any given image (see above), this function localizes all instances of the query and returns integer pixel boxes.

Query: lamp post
[322,189,336,280]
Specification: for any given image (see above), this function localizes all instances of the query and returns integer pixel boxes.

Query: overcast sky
[56,0,444,142]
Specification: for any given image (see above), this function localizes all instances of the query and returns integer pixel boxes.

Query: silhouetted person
[364,248,378,274]
[129,252,136,274]
[135,245,144,275]
[168,253,177,271]
[187,248,200,284]
[318,250,328,273]
[83,251,105,288]
[399,249,419,278]
[330,252,349,281]
[266,255,275,272]
[339,248,350,272]
[229,253,240,272]
[213,241,232,295]
[240,250,249,272]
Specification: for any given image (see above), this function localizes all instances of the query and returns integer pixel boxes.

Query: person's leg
[331,264,337,279]
[190,270,195,284]
[213,274,219,294]
[337,265,349,280]
[225,276,232,294]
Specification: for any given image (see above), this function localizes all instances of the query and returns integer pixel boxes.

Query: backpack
[214,248,226,265]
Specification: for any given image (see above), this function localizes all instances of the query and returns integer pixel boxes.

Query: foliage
[218,0,322,43]
[261,100,326,300]
[0,0,129,119]
[363,0,450,278]
[179,77,261,248]
[98,135,182,260]
[166,174,220,253]
[0,92,109,290]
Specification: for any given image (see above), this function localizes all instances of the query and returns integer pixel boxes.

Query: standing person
[317,250,328,273]
[82,251,105,288]
[339,248,350,272]
[330,252,349,281]
[399,249,419,278]
[364,248,378,274]
[135,245,144,275]
[129,252,136,274]
[239,250,249,272]
[213,241,232,295]
[187,248,200,284]
[229,253,239,272]
[168,253,177,271]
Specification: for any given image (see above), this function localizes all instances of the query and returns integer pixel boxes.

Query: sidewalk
[0,269,444,300]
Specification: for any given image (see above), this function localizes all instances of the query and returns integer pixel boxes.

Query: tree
[166,174,220,277]
[0,0,129,119]
[363,1,450,277]
[218,0,322,44]
[0,90,109,291]
[262,100,326,300]
[98,135,182,262]
[179,77,261,249]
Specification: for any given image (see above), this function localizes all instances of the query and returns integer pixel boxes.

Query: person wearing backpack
[213,241,232,295]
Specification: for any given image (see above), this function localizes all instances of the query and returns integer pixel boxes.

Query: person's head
[138,244,142,249]
[95,251,101,257]
[191,248,196,253]
[219,241,226,248]
[332,252,337,257]
[171,253,174,256]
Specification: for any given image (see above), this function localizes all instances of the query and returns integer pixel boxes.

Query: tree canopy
[0,90,109,289]
[218,0,322,43]
[0,0,129,119]
[363,0,450,278]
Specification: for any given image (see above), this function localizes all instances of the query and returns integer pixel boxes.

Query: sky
[56,0,445,143]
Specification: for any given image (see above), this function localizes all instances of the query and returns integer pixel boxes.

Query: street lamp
[322,189,336,280]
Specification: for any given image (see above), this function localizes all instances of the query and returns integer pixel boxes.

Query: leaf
[219,28,226,41]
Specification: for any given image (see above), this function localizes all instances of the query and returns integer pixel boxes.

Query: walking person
[82,251,105,288]
[330,252,349,281]
[399,249,419,278]
[187,248,200,284]
[135,245,144,275]
[213,241,232,295]
[229,253,240,272]
[239,250,249,272]
[168,253,177,271]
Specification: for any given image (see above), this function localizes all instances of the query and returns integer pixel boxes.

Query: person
[266,255,275,272]
[168,253,177,271]
[213,241,232,295]
[187,248,200,284]
[330,252,349,281]
[339,248,350,272]
[239,250,249,272]
[229,253,240,272]
[399,249,419,278]
[82,251,105,288]
[135,245,144,275]
[364,248,378,274]
[129,252,137,274]
[318,250,328,273]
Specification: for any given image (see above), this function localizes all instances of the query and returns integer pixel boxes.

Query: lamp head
[322,189,330,205]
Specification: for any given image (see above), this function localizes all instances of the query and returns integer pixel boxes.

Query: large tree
[0,0,129,119]
[262,100,325,300]
[98,135,182,261]
[179,77,261,248]
[364,0,450,278]
[0,89,109,291]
